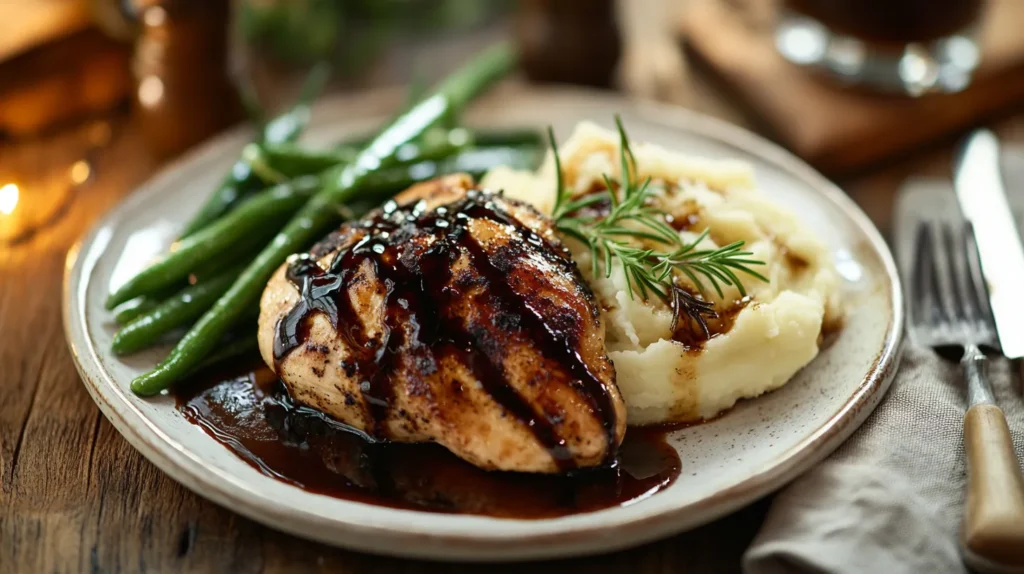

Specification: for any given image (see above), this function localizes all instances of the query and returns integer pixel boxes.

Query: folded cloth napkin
[745,346,1023,574]
[744,172,1024,574]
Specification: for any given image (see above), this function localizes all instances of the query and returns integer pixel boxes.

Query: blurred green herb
[238,0,514,78]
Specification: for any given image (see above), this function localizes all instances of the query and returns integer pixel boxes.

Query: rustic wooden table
[2,60,1024,572]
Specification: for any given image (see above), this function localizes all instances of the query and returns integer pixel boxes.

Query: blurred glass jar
[776,0,986,96]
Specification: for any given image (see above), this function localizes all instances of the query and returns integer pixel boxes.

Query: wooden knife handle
[962,403,1024,570]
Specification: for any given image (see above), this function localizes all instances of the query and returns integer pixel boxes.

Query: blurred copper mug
[132,0,241,157]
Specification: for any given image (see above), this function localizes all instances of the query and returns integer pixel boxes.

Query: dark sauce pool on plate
[175,363,681,519]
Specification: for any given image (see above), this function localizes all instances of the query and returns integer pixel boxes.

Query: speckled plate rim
[64,86,904,561]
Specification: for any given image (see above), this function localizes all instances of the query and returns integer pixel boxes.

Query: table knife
[954,129,1024,359]
[953,128,1024,574]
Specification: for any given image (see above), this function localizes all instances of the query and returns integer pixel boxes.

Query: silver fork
[909,220,996,397]
[909,220,1024,573]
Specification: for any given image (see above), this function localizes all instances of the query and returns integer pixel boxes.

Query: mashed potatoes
[482,122,842,424]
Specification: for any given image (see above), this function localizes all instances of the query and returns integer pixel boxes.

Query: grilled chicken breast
[257,174,626,473]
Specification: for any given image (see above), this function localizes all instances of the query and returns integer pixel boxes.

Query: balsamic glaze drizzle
[273,190,618,469]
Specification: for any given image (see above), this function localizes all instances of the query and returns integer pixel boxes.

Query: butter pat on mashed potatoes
[482,122,843,424]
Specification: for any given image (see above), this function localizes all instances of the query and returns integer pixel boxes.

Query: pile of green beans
[108,44,544,392]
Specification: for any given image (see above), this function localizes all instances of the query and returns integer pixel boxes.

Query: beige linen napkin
[744,159,1024,573]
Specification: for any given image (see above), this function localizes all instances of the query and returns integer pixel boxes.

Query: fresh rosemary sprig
[549,116,768,337]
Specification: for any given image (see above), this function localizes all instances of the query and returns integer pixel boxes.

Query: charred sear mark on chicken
[257,174,626,473]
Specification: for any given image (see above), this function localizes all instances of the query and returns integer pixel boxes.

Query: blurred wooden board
[682,0,1024,175]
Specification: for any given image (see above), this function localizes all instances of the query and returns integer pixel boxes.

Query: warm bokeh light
[144,6,167,27]
[138,76,165,108]
[0,183,19,216]
[70,160,92,185]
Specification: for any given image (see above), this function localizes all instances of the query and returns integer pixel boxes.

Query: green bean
[331,150,526,218]
[244,144,358,181]
[188,334,260,375]
[438,145,543,175]
[130,43,517,395]
[115,295,166,325]
[178,64,331,238]
[248,139,538,189]
[316,78,430,161]
[286,146,542,209]
[112,265,246,355]
[105,175,324,310]
[183,308,262,376]
[470,128,544,148]
[336,127,542,156]
[410,127,474,162]
[246,127,474,183]
[260,62,331,143]
[115,284,192,325]
[357,145,543,192]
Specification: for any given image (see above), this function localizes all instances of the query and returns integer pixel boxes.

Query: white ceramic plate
[64,87,903,561]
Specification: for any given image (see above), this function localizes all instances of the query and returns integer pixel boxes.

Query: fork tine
[963,223,994,321]
[942,222,973,323]
[910,222,935,327]
[927,220,955,328]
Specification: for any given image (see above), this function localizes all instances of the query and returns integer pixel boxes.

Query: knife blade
[953,129,1024,359]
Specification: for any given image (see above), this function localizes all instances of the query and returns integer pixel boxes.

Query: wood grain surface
[3,55,1024,574]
